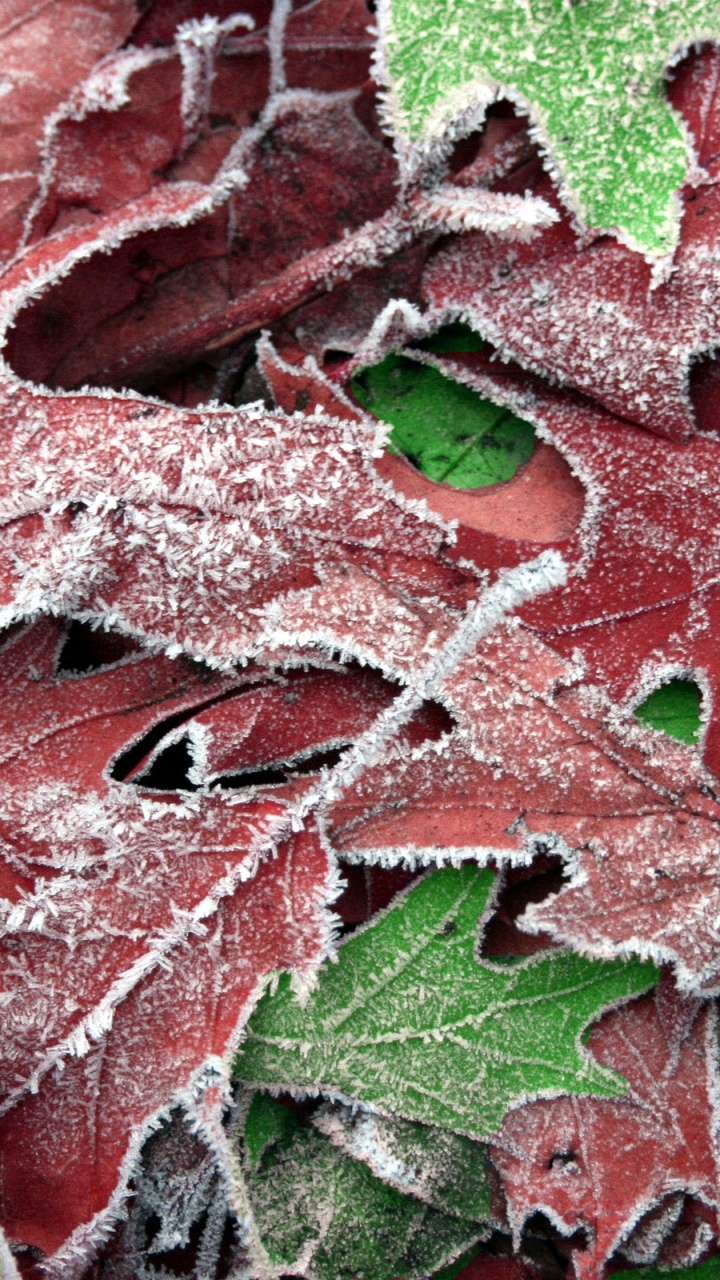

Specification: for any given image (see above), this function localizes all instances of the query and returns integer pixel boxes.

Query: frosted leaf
[0,619,351,1266]
[313,1100,493,1221]
[413,186,558,241]
[238,1090,487,1280]
[327,621,720,992]
[235,865,657,1140]
[379,0,720,254]
[0,0,138,264]
[490,980,720,1280]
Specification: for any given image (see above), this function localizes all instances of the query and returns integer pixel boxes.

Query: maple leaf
[234,865,657,1138]
[490,979,720,1279]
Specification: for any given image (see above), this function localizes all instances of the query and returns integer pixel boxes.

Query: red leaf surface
[0,356,476,664]
[490,979,720,1280]
[5,89,397,394]
[421,46,720,443]
[328,619,720,991]
[382,344,720,771]
[0,616,437,1268]
[0,0,138,263]
[4,3,720,1277]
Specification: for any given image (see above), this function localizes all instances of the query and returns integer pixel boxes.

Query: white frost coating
[336,841,520,871]
[1,184,237,375]
[0,1225,20,1280]
[40,1069,245,1280]
[351,296,431,372]
[267,0,294,95]
[414,184,558,241]
[285,551,567,822]
[0,795,291,1115]
[371,0,497,188]
[314,1102,419,1189]
[177,14,254,149]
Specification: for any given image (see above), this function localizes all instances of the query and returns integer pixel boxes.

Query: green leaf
[635,678,702,745]
[612,1260,720,1280]
[313,1101,492,1220]
[241,1092,482,1280]
[234,866,658,1140]
[384,0,720,255]
[244,1086,297,1171]
[351,354,535,488]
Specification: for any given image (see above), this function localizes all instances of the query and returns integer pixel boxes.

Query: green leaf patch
[240,1092,482,1280]
[352,353,535,488]
[384,0,720,254]
[635,678,702,745]
[234,866,658,1140]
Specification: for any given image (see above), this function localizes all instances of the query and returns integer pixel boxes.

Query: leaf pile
[3,3,720,1280]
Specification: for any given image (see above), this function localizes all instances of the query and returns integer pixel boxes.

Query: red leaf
[6,89,397,392]
[328,621,720,991]
[0,617,427,1266]
[0,0,138,263]
[388,344,720,777]
[0,356,473,663]
[490,980,720,1280]
[421,46,720,443]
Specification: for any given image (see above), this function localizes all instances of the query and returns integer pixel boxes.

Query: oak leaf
[0,617,425,1270]
[490,979,720,1280]
[421,47,720,442]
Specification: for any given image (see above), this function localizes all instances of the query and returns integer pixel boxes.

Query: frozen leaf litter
[3,2,720,1280]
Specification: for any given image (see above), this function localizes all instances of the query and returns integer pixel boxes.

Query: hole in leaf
[136,735,198,791]
[333,862,423,933]
[143,1212,162,1250]
[324,348,355,365]
[216,743,351,791]
[57,621,143,675]
[521,1212,587,1280]
[688,348,720,436]
[481,856,567,961]
[635,678,702,745]
[351,353,535,489]
[547,1150,579,1171]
